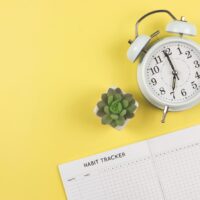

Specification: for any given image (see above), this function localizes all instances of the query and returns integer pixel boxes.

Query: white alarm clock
[127,10,200,123]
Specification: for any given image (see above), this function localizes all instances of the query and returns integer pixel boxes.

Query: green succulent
[96,88,138,128]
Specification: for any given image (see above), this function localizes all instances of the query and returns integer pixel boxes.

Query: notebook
[59,125,200,200]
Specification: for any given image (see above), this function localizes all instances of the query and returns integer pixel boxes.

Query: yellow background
[0,0,200,199]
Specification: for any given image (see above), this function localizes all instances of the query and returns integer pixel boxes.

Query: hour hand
[170,75,176,99]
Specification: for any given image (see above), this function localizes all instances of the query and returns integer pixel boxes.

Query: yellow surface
[0,0,200,199]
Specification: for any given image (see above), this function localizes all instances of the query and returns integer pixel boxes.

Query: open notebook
[59,125,200,200]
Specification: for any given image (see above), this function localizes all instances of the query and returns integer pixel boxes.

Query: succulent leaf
[97,101,106,109]
[110,114,119,120]
[96,109,105,117]
[111,121,117,128]
[108,88,115,95]
[116,116,125,126]
[126,112,134,119]
[120,109,127,117]
[108,95,114,105]
[114,93,122,101]
[101,93,107,102]
[104,106,110,114]
[115,88,122,94]
[130,99,136,104]
[122,99,129,108]
[102,115,112,124]
[127,103,137,113]
[124,94,133,102]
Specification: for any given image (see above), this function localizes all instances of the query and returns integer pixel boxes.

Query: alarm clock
[127,10,200,123]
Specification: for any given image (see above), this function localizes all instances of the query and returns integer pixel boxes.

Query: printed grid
[65,142,200,200]
[154,143,200,200]
[65,156,163,200]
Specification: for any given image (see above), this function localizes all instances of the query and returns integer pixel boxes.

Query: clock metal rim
[138,36,200,111]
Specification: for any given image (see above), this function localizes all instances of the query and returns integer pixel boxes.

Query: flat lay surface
[0,0,200,199]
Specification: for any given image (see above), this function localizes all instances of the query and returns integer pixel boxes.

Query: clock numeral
[177,48,192,59]
[177,47,183,55]
[148,66,160,75]
[151,78,157,86]
[194,60,200,68]
[170,91,176,99]
[195,71,200,79]
[185,51,192,59]
[181,89,187,97]
[154,56,163,64]
[191,81,198,90]
[162,48,172,56]
[159,87,166,95]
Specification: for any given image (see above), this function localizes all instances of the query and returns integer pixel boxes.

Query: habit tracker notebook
[59,125,200,200]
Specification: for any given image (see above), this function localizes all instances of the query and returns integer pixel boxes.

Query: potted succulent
[94,87,138,130]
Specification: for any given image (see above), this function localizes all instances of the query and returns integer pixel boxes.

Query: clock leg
[161,105,169,123]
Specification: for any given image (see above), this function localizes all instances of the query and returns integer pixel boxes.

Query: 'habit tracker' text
[83,152,126,168]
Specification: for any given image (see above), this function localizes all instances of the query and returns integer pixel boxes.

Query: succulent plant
[95,87,138,129]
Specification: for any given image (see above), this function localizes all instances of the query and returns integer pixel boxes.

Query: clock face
[142,38,200,109]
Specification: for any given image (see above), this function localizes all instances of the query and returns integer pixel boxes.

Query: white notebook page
[149,126,200,199]
[59,125,200,200]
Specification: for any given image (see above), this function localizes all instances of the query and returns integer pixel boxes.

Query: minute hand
[164,52,179,80]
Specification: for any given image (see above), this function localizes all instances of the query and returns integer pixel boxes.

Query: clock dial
[145,41,200,105]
